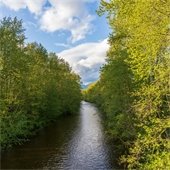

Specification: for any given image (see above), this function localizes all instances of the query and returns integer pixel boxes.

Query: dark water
[1,101,117,169]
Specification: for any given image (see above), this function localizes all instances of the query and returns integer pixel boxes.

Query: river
[1,101,118,169]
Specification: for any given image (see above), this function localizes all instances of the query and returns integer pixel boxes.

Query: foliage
[0,17,81,149]
[84,0,170,169]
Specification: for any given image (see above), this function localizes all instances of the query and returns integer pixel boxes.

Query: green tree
[85,0,170,169]
[0,17,81,149]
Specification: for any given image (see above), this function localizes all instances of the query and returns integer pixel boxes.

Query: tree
[0,17,81,149]
[85,0,170,169]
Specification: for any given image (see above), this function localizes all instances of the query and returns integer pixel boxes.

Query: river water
[1,101,118,169]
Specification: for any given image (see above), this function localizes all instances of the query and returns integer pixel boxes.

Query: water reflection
[1,101,117,169]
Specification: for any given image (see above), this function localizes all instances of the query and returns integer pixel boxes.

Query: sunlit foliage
[84,0,170,169]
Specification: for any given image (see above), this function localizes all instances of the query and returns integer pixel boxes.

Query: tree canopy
[0,17,81,149]
[84,0,170,169]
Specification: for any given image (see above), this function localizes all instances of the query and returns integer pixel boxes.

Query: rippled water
[1,101,118,169]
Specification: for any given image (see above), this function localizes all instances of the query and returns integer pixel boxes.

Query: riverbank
[1,112,72,150]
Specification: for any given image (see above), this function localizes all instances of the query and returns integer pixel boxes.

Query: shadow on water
[1,101,120,169]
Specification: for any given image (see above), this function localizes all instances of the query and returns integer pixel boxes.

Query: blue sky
[0,0,110,85]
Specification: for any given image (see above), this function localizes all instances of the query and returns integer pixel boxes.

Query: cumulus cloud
[0,0,96,43]
[58,39,109,84]
[0,0,45,15]
[40,0,95,43]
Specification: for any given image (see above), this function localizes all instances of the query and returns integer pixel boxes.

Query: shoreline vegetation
[1,0,170,169]
[83,0,170,169]
[0,17,81,150]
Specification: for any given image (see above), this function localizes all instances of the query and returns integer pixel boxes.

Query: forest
[83,0,170,169]
[0,0,170,169]
[0,17,81,149]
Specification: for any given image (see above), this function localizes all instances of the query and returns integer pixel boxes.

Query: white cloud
[58,39,109,84]
[40,0,95,43]
[0,0,45,15]
[69,15,94,43]
[0,0,96,43]
[0,0,25,11]
[26,0,45,15]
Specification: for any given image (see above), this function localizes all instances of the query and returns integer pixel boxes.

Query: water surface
[1,101,117,169]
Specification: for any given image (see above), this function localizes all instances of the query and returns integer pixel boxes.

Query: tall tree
[85,0,170,169]
[0,17,81,149]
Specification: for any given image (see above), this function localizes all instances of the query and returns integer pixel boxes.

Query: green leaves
[84,0,170,169]
[0,17,81,149]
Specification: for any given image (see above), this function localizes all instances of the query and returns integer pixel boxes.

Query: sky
[0,0,110,85]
